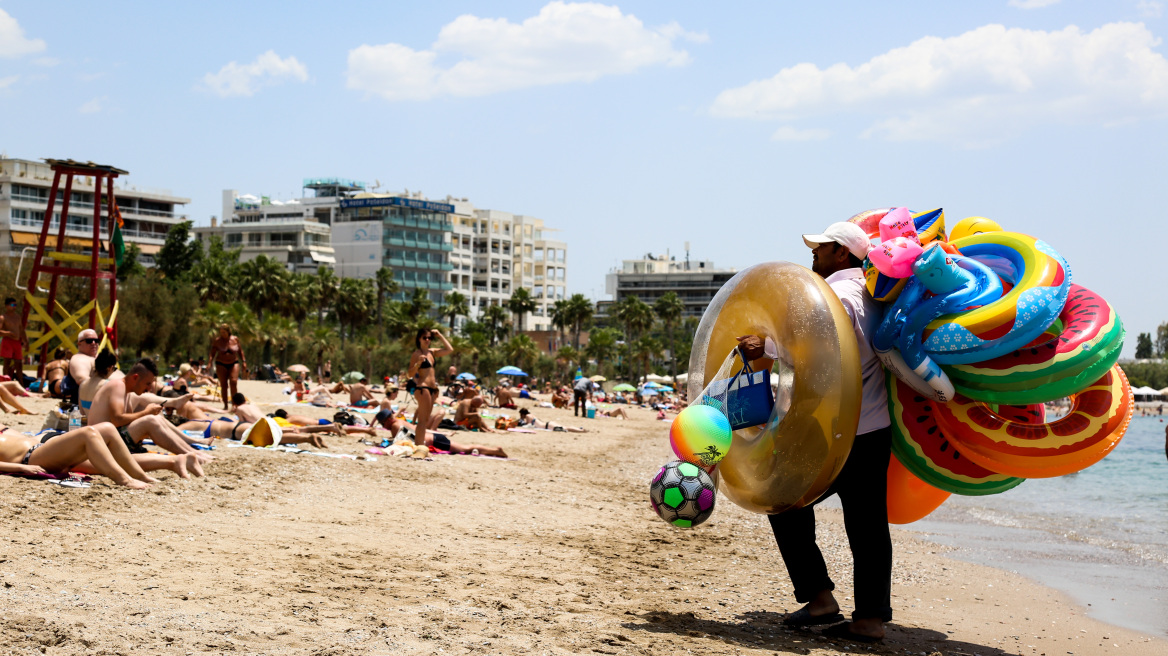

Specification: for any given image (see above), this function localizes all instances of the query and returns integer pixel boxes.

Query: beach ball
[949,216,1002,241]
[650,460,717,528]
[670,404,733,468]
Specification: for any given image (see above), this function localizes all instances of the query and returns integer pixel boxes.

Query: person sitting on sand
[517,408,585,433]
[61,328,103,405]
[44,347,72,400]
[88,358,214,459]
[0,422,202,489]
[551,387,571,409]
[348,377,376,407]
[599,407,630,420]
[177,362,215,387]
[494,384,517,409]
[454,397,494,432]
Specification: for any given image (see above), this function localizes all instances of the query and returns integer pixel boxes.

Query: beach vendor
[739,220,892,642]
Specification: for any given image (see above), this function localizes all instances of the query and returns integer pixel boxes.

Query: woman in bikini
[407,327,453,451]
[517,408,586,433]
[44,347,72,399]
[209,323,246,410]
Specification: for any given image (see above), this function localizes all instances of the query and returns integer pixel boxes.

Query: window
[227,233,243,246]
[248,233,263,245]
[270,233,297,246]
[533,248,544,262]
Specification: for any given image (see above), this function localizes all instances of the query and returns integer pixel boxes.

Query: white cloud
[346,1,696,101]
[1008,0,1062,8]
[0,9,46,58]
[1138,1,1164,18]
[0,75,18,90]
[771,125,831,141]
[711,22,1168,146]
[201,50,308,97]
[79,96,107,114]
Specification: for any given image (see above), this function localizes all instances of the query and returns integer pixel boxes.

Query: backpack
[333,410,357,426]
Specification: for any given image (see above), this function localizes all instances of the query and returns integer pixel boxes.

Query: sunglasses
[420,336,432,341]
[79,338,100,345]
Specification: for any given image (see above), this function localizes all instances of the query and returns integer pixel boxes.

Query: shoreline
[0,381,1164,654]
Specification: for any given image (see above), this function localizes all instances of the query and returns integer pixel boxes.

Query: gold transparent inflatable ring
[686,262,863,514]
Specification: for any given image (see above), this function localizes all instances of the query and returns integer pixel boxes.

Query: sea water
[909,416,1168,637]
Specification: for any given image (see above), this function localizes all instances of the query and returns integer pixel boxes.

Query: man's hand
[143,403,163,416]
[736,335,766,361]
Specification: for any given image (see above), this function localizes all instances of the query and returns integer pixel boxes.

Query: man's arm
[107,389,161,426]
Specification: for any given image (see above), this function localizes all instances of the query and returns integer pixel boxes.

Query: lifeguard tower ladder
[17,159,125,374]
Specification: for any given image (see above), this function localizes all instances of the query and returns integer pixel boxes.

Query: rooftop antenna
[684,241,690,271]
[372,178,382,192]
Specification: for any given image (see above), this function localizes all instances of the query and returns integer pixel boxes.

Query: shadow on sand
[622,609,1021,655]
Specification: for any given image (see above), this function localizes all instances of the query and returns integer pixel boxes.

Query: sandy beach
[0,380,1164,655]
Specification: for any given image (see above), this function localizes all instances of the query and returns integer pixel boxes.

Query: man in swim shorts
[348,377,376,407]
[740,220,892,642]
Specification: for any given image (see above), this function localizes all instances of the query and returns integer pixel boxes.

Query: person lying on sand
[517,408,585,433]
[0,423,203,488]
[599,408,630,419]
[88,358,213,460]
[454,397,494,432]
[384,415,508,458]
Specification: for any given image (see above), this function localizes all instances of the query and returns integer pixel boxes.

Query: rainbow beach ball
[670,404,733,468]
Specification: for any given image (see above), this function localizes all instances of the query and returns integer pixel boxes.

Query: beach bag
[702,349,774,430]
[333,410,357,426]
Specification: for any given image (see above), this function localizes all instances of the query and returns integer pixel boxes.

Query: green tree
[1136,332,1154,359]
[507,287,538,333]
[336,277,376,349]
[188,234,241,302]
[441,291,470,334]
[1157,322,1168,358]
[374,266,398,345]
[405,288,433,321]
[116,243,145,281]
[584,327,620,377]
[564,293,594,349]
[482,304,510,346]
[313,266,339,325]
[236,255,287,321]
[156,221,202,282]
[504,334,540,373]
[654,291,685,378]
[550,299,570,346]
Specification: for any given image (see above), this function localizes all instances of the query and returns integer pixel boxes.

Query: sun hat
[802,221,873,260]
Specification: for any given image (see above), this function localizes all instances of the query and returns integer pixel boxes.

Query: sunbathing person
[599,407,630,419]
[517,408,586,432]
[1,423,154,489]
[44,347,72,399]
[177,362,215,387]
[0,381,33,414]
[88,358,213,458]
[386,416,508,457]
[348,377,376,407]
[454,397,494,432]
[494,384,517,409]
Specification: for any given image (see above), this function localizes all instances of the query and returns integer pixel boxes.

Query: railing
[7,219,167,242]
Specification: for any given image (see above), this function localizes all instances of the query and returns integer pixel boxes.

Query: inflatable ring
[850,208,946,303]
[887,455,951,524]
[887,374,1025,495]
[687,262,862,514]
[946,284,1125,404]
[935,365,1132,478]
[923,231,1070,364]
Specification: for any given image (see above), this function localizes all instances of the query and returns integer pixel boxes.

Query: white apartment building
[192,183,340,273]
[202,176,567,330]
[0,157,190,267]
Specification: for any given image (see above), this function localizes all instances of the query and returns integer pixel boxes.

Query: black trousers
[767,426,893,622]
[573,390,587,416]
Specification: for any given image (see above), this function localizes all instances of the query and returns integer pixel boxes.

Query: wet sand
[0,380,1164,655]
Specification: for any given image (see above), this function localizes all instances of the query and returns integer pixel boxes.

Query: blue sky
[2,1,1166,354]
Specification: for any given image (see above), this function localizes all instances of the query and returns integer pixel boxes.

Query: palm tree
[282,273,315,332]
[237,255,287,321]
[564,293,593,349]
[584,327,620,378]
[632,336,663,382]
[550,299,570,348]
[482,304,510,346]
[442,291,469,334]
[382,301,413,341]
[505,334,540,374]
[374,266,398,345]
[507,288,537,333]
[336,277,375,349]
[308,326,336,379]
[654,291,685,379]
[405,288,433,321]
[555,345,579,380]
[614,296,654,380]
[313,266,339,325]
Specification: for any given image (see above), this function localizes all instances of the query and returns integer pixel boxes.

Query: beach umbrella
[589,375,607,382]
[645,373,668,383]
[675,373,689,384]
[642,388,660,396]
[657,386,674,393]
[642,381,660,388]
[288,364,309,373]
[341,371,366,384]
[613,383,636,392]
[456,372,477,380]
[496,366,529,376]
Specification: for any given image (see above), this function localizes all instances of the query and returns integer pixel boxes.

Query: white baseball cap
[802,221,872,260]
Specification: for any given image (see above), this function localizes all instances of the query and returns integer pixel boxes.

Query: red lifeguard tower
[18,159,125,374]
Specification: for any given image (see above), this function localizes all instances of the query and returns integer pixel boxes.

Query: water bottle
[68,406,82,431]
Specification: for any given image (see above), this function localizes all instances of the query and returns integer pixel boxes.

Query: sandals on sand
[781,607,845,627]
[822,622,883,643]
